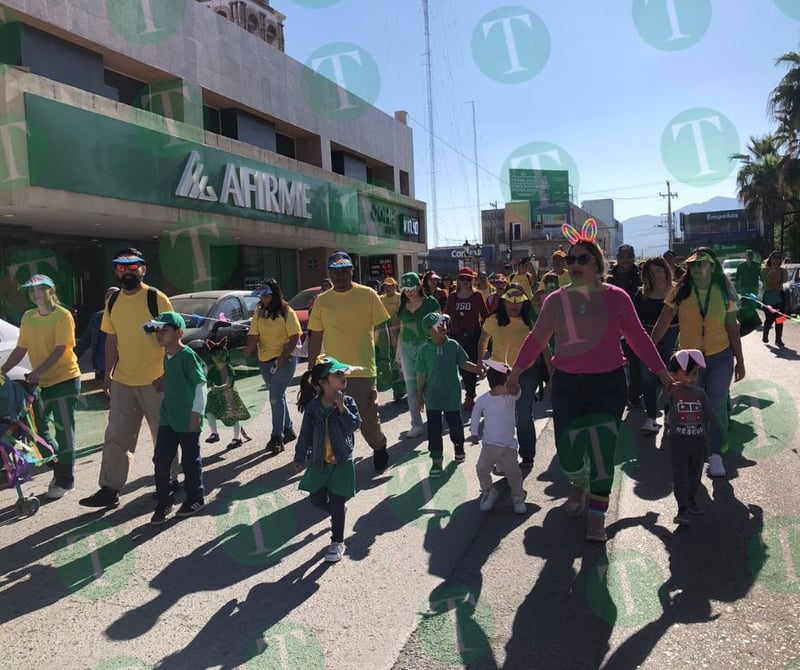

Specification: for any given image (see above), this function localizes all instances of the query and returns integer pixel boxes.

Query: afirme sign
[509,168,570,214]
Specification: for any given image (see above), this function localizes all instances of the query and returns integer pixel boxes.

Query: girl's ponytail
[297,368,321,412]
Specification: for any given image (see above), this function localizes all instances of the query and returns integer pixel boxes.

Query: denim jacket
[294,395,362,467]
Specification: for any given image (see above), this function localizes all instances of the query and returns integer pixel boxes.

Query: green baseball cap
[400,272,421,289]
[143,311,186,332]
[421,312,449,331]
[317,356,362,377]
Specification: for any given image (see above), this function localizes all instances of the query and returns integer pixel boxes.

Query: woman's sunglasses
[566,254,592,266]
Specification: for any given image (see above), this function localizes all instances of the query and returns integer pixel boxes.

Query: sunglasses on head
[115,262,143,272]
[566,254,592,266]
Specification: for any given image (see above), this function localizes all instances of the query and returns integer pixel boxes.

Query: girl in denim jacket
[294,356,362,563]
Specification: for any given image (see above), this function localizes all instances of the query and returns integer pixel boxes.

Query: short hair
[113,247,145,261]
[486,366,509,388]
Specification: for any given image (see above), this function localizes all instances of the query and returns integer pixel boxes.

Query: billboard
[509,169,569,215]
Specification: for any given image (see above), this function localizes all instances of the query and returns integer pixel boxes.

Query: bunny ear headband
[561,218,598,245]
[671,349,706,371]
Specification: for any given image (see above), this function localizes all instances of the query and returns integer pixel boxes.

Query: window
[266,24,278,44]
[219,297,244,323]
[512,222,522,242]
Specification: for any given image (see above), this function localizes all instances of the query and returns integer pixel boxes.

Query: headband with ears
[561,218,598,245]
[206,336,229,350]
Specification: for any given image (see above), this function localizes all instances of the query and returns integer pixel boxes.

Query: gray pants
[476,444,526,502]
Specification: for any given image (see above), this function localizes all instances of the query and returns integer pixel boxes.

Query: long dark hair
[398,284,424,313]
[673,246,736,305]
[494,283,535,328]
[640,257,673,296]
[297,362,328,412]
[257,278,288,320]
[421,270,439,297]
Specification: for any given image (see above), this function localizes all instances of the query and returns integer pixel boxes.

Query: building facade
[676,209,760,260]
[0,0,425,326]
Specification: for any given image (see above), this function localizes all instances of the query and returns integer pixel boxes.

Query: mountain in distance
[621,196,742,254]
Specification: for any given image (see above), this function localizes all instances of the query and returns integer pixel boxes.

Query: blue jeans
[641,327,678,419]
[516,365,539,461]
[33,377,81,487]
[697,348,733,455]
[153,425,203,506]
[260,356,297,439]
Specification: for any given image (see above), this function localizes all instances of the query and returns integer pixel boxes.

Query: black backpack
[107,286,159,318]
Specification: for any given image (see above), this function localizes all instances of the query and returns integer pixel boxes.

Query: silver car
[0,319,32,380]
[783,263,800,315]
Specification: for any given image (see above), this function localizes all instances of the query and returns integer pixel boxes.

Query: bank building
[0,0,425,326]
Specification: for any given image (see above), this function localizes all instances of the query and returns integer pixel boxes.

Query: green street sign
[509,168,569,214]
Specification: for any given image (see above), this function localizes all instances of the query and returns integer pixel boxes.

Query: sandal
[565,485,587,517]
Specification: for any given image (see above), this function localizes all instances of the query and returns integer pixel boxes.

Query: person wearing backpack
[79,248,173,508]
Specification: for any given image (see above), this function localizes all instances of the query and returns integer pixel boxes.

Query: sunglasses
[566,254,592,266]
[115,262,143,272]
[458,277,473,282]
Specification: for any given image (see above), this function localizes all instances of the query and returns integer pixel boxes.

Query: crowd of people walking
[6,228,793,558]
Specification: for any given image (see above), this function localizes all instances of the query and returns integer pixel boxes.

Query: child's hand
[152,376,164,392]
[189,412,201,433]
[294,462,306,473]
[334,390,345,411]
[417,391,425,412]
[468,435,480,444]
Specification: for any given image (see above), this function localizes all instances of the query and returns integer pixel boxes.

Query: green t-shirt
[398,295,441,345]
[160,346,207,432]
[416,337,468,411]
[735,261,760,294]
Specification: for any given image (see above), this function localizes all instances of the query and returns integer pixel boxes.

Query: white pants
[476,444,526,502]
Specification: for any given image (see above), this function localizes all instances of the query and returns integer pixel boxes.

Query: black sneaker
[373,447,389,473]
[282,428,297,444]
[79,487,120,508]
[520,457,534,470]
[674,509,690,526]
[176,500,205,517]
[266,436,284,454]
[150,504,172,525]
[454,444,465,463]
[687,501,705,515]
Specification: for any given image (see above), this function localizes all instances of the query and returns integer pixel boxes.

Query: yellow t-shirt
[664,284,737,356]
[380,293,401,319]
[476,286,494,304]
[307,283,390,378]
[18,305,80,388]
[100,285,172,386]
[248,306,302,361]
[482,314,532,366]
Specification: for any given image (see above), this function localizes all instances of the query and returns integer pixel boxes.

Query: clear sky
[282,0,800,249]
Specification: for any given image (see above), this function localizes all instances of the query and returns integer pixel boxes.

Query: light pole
[462,239,483,272]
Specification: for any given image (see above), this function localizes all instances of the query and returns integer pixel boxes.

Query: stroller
[0,372,55,517]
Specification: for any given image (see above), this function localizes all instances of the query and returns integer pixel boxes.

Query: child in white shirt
[469,360,527,513]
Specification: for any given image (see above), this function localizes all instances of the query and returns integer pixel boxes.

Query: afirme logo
[471,6,551,84]
[106,0,185,45]
[0,114,28,192]
[417,585,495,665]
[587,549,666,628]
[302,42,380,121]
[246,622,325,669]
[774,0,800,20]
[660,108,739,187]
[632,0,712,51]
[501,142,580,204]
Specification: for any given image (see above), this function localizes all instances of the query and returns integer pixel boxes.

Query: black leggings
[763,293,786,342]
[309,487,347,543]
[455,330,480,397]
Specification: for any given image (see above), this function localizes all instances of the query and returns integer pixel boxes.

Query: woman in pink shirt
[508,228,672,542]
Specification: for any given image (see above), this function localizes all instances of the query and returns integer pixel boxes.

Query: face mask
[120,274,142,290]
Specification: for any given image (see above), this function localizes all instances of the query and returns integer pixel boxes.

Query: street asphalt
[1,326,799,670]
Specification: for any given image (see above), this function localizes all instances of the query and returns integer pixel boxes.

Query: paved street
[1,329,799,670]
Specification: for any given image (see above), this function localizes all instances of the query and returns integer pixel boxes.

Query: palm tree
[769,49,800,152]
[731,135,786,249]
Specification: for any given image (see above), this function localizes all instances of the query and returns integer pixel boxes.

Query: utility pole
[468,100,480,243]
[423,0,437,247]
[660,180,678,250]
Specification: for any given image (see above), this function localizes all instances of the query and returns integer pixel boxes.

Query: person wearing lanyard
[651,247,745,478]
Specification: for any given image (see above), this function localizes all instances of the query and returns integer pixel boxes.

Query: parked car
[168,290,260,359]
[0,318,32,380]
[287,285,325,359]
[722,257,747,282]
[783,263,800,315]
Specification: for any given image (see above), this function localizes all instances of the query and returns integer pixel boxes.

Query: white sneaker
[708,454,726,477]
[479,488,498,512]
[45,484,74,500]
[512,500,527,514]
[405,425,426,438]
[640,418,661,434]
[324,542,345,563]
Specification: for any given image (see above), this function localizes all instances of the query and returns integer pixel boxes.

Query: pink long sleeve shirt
[515,284,666,375]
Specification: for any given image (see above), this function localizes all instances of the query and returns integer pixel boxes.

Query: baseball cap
[400,272,421,289]
[492,273,507,283]
[458,267,475,278]
[501,287,529,303]
[684,250,715,265]
[421,312,450,331]
[317,356,363,377]
[382,277,397,286]
[328,251,354,269]
[663,249,676,258]
[20,274,55,289]
[617,244,635,255]
[143,311,186,332]
[552,249,566,258]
